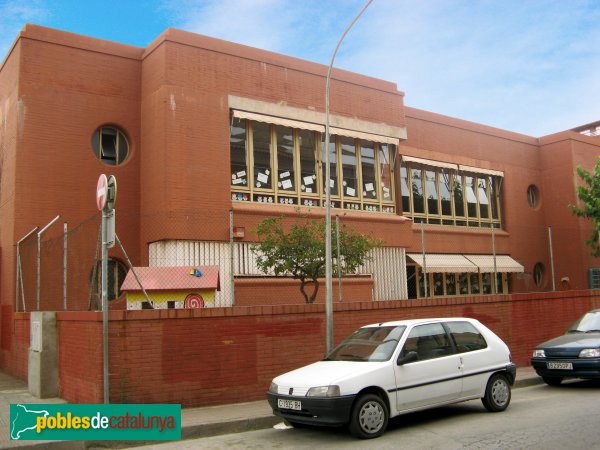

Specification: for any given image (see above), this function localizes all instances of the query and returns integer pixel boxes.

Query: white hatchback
[267,317,516,439]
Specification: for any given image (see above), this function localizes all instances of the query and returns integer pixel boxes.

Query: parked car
[267,317,516,439]
[531,309,600,386]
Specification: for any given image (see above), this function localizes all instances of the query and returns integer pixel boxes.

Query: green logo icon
[10,404,181,440]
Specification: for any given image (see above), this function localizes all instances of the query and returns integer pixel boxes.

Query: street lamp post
[325,0,374,353]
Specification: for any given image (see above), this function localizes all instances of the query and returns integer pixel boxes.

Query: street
[129,379,600,450]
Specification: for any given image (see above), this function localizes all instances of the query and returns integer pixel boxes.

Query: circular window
[92,125,129,165]
[92,258,128,303]
[533,263,545,287]
[527,185,539,208]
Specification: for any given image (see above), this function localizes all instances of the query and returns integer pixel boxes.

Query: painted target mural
[184,293,205,309]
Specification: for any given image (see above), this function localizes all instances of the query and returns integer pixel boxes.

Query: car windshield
[324,326,406,362]
[568,311,600,333]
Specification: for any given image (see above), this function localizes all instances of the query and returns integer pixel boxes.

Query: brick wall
[48,290,600,407]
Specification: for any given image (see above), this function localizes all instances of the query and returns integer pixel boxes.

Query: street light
[325,0,374,353]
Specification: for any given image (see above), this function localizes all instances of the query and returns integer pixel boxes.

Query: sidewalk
[1,366,542,450]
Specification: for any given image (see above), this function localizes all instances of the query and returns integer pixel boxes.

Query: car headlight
[579,348,600,358]
[268,382,279,394]
[306,385,340,397]
[532,349,546,358]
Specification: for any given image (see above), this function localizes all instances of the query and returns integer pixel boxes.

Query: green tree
[253,215,380,304]
[570,156,600,257]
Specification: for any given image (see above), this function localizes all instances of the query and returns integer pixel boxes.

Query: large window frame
[231,116,396,213]
[400,161,502,228]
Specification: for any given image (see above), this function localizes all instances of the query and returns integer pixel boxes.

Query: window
[446,321,487,352]
[404,323,453,361]
[252,121,272,190]
[276,126,295,193]
[361,141,378,207]
[299,129,319,205]
[92,126,129,165]
[230,115,396,212]
[414,267,509,298]
[400,161,502,228]
[92,258,128,302]
[533,263,544,287]
[411,166,425,214]
[341,137,359,203]
[527,185,539,208]
[230,118,248,194]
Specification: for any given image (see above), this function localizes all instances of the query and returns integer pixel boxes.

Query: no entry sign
[96,174,108,211]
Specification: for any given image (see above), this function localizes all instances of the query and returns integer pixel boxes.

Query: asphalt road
[130,379,600,450]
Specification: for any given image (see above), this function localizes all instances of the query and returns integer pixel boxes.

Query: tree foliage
[570,156,600,257]
[253,215,380,304]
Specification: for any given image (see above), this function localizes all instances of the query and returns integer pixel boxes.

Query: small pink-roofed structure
[121,266,220,310]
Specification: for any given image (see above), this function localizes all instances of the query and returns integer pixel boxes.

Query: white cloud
[328,0,600,135]
[0,0,49,64]
[159,0,361,62]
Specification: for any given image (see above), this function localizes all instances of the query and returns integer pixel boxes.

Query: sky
[1,0,599,137]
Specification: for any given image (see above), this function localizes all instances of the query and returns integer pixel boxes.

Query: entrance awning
[407,254,478,273]
[465,255,524,273]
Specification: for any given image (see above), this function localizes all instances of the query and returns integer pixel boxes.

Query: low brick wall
[7,290,600,406]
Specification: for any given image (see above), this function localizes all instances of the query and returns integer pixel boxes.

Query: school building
[0,24,598,404]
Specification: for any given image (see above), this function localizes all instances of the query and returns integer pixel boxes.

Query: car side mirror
[397,350,418,366]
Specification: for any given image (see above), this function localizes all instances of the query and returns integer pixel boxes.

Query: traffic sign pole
[96,174,116,404]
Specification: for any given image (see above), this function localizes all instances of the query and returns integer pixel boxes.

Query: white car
[267,317,516,439]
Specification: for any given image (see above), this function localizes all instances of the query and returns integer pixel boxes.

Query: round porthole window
[527,185,539,209]
[533,262,545,287]
[92,125,129,165]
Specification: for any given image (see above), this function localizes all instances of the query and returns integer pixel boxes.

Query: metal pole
[37,215,60,311]
[102,209,109,404]
[64,222,68,310]
[230,209,235,307]
[325,0,374,353]
[115,234,154,307]
[16,226,39,312]
[421,221,428,297]
[336,215,342,303]
[492,225,498,293]
[548,226,556,291]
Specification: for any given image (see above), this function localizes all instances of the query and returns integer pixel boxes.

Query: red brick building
[0,25,599,395]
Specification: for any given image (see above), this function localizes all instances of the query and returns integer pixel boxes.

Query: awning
[329,127,400,145]
[232,110,324,133]
[459,165,504,178]
[465,255,524,273]
[402,155,458,171]
[407,254,478,273]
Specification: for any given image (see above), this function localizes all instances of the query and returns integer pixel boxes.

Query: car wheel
[481,373,511,412]
[349,393,388,439]
[542,376,563,386]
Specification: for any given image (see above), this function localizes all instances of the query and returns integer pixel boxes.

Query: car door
[393,323,462,412]
[445,320,493,398]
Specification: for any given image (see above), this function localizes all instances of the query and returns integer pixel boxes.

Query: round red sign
[96,174,108,211]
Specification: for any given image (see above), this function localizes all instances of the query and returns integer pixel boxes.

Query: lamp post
[325,0,374,353]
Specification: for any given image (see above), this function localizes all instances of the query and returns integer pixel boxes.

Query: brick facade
[1,24,599,394]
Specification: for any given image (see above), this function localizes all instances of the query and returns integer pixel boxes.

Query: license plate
[547,362,573,370]
[278,399,302,411]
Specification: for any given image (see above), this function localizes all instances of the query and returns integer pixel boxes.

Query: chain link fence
[15,208,595,311]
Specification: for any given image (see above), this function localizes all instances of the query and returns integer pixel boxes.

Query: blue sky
[1,0,599,136]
